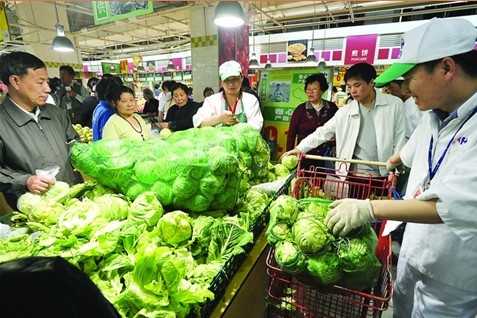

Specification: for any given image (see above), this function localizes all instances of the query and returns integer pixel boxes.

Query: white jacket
[193,92,263,131]
[297,90,405,176]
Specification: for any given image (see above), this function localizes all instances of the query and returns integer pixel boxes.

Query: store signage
[344,34,377,65]
[92,1,153,26]
[259,67,333,156]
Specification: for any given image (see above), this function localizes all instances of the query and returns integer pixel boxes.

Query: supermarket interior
[1,1,477,318]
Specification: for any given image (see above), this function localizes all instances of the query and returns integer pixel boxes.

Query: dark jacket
[0,97,83,209]
[164,100,200,131]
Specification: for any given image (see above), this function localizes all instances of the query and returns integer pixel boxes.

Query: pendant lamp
[249,24,259,68]
[213,2,245,28]
[306,4,317,63]
[52,2,75,52]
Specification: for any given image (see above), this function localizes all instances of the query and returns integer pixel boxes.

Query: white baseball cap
[219,60,242,81]
[375,18,477,86]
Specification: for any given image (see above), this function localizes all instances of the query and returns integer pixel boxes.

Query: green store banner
[259,67,333,156]
[93,1,153,25]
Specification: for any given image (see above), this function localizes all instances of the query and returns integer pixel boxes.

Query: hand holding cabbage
[325,199,375,237]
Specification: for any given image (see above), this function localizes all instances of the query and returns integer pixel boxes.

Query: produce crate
[198,172,295,317]
[266,155,394,318]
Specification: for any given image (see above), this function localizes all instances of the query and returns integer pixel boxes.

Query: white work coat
[400,91,477,292]
[297,90,405,176]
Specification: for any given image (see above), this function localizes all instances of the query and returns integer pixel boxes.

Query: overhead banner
[259,67,333,156]
[0,2,10,42]
[344,34,378,65]
[92,1,153,25]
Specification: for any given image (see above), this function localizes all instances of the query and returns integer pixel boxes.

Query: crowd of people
[0,17,476,318]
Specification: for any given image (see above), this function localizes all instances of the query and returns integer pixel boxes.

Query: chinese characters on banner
[344,34,378,65]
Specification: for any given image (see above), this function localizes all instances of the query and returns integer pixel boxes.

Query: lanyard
[428,105,477,181]
[223,92,244,114]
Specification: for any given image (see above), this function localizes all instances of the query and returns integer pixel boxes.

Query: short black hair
[0,52,46,86]
[171,82,190,96]
[96,78,119,101]
[344,63,376,84]
[109,85,135,105]
[421,50,477,77]
[142,88,154,100]
[305,73,329,92]
[203,87,214,97]
[242,77,251,88]
[87,77,99,91]
[59,65,75,76]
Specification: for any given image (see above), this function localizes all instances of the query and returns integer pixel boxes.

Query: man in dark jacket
[58,65,89,124]
[0,52,83,210]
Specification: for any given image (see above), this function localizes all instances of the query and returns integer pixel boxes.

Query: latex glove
[325,199,375,237]
[385,153,402,171]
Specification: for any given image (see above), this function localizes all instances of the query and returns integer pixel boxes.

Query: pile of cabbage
[71,124,271,213]
[266,195,381,290]
[3,181,271,318]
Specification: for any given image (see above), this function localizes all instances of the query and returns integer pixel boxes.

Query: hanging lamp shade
[167,60,175,71]
[306,47,317,63]
[249,53,259,68]
[52,24,75,52]
[318,59,327,68]
[213,1,245,27]
[264,59,272,69]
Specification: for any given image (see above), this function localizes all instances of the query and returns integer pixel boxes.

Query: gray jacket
[0,97,83,209]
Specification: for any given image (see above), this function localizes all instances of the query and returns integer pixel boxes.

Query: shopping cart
[266,154,395,318]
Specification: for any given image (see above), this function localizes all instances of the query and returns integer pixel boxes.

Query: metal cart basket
[266,154,395,318]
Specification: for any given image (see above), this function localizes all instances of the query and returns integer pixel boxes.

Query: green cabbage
[281,155,298,170]
[337,236,379,273]
[172,177,198,200]
[93,194,129,221]
[266,222,291,246]
[273,164,290,178]
[269,195,299,225]
[157,210,193,247]
[130,191,164,227]
[152,181,174,206]
[17,192,42,214]
[292,212,332,254]
[274,240,306,274]
[307,252,343,285]
[43,181,70,203]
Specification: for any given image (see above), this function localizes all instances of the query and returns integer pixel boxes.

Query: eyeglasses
[305,88,320,93]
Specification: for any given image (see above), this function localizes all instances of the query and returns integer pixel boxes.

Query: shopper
[0,52,83,209]
[58,65,89,124]
[158,80,175,121]
[286,73,339,172]
[103,85,152,141]
[281,62,405,182]
[79,77,99,128]
[160,82,200,132]
[91,76,122,141]
[0,256,122,318]
[325,18,477,318]
[142,87,159,124]
[193,60,263,132]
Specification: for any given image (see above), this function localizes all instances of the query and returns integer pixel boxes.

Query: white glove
[325,199,375,237]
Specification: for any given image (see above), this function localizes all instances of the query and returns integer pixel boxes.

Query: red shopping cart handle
[303,155,387,167]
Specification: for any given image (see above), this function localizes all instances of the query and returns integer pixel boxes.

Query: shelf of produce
[209,229,270,318]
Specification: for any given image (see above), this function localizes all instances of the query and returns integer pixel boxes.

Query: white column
[190,5,219,103]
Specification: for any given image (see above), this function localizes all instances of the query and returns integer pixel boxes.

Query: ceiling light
[318,59,327,68]
[264,59,272,69]
[306,48,317,63]
[167,60,175,71]
[213,1,245,27]
[249,53,259,68]
[52,2,75,52]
